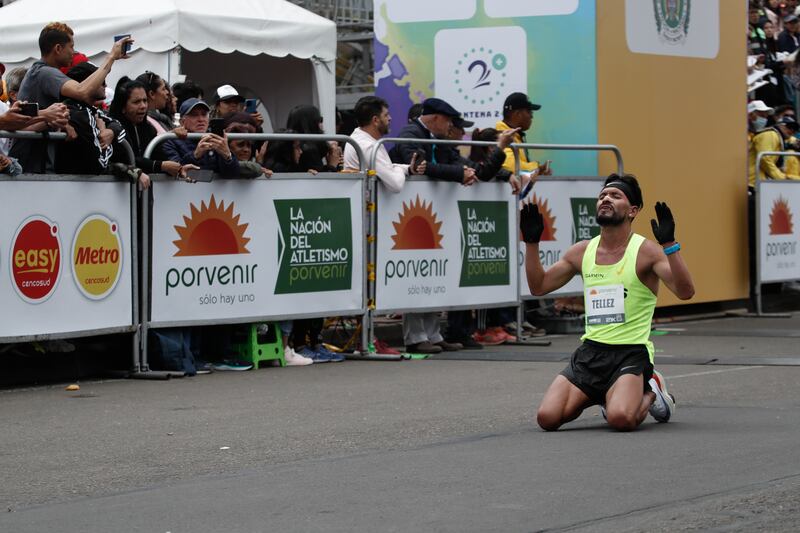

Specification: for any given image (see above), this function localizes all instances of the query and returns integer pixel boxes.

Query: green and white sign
[274,199,352,294]
[571,197,601,243]
[459,201,509,287]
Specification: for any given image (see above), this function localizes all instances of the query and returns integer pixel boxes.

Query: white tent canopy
[0,0,337,130]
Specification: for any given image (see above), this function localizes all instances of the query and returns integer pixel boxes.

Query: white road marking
[667,366,765,379]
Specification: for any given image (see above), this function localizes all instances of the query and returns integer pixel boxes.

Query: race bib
[585,284,625,325]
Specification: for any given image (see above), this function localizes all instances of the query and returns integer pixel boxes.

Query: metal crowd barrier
[365,138,624,347]
[140,132,369,371]
[752,151,800,316]
[0,131,139,372]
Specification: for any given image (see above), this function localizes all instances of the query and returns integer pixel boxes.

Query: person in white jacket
[343,96,425,190]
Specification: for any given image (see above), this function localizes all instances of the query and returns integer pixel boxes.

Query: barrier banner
[0,180,133,338]
[375,180,517,312]
[758,181,800,283]
[519,179,604,298]
[150,177,364,324]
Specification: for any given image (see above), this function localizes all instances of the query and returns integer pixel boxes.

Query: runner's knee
[606,409,638,432]
[536,408,562,431]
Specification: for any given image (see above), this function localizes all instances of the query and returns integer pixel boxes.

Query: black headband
[603,181,642,208]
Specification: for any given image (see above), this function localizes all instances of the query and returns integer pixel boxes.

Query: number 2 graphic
[468,60,491,90]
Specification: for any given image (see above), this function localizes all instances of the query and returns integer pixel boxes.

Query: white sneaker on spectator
[284,346,312,366]
[648,370,675,423]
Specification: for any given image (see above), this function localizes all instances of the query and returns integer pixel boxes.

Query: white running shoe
[648,370,675,422]
[284,346,313,366]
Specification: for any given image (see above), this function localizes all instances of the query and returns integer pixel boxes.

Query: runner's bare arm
[520,202,583,295]
[525,241,584,295]
[649,202,695,300]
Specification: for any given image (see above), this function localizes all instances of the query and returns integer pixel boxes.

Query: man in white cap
[747,100,773,136]
[213,84,262,127]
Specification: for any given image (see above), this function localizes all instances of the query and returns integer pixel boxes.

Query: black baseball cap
[452,116,475,129]
[66,61,98,83]
[779,115,800,131]
[785,14,799,23]
[421,97,460,118]
[503,92,541,112]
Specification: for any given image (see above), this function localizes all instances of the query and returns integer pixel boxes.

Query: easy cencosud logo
[10,215,62,304]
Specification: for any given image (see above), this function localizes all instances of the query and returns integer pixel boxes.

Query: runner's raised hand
[650,201,675,245]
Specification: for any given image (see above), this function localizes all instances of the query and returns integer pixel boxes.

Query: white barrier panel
[758,181,800,283]
[375,180,517,312]
[519,179,604,298]
[0,180,133,338]
[150,178,364,324]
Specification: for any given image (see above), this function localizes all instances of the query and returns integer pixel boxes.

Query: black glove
[520,202,544,244]
[650,201,675,244]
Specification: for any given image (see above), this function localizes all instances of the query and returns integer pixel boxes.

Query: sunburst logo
[173,195,250,256]
[529,194,557,241]
[391,195,444,250]
[769,197,794,235]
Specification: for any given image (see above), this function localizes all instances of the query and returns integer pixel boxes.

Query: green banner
[458,201,509,287]
[274,199,352,294]
[571,198,601,243]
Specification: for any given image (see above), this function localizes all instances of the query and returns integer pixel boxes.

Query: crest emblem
[653,0,690,44]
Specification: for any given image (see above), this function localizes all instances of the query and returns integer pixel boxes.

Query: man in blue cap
[389,97,477,185]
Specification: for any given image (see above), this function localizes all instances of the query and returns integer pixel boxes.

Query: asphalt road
[2,314,800,532]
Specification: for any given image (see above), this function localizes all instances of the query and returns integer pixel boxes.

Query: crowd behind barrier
[0,19,638,376]
[748,1,800,308]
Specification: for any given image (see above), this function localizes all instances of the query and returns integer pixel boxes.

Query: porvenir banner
[519,179,604,298]
[150,178,364,324]
[375,180,517,312]
[758,181,800,283]
[0,180,133,338]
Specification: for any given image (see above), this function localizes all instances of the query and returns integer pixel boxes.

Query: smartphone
[518,178,534,200]
[187,169,215,182]
[113,34,132,55]
[244,98,258,114]
[209,118,226,137]
[19,102,39,117]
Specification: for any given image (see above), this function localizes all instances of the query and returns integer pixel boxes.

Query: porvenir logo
[384,195,448,285]
[165,195,256,297]
[653,0,690,44]
[71,215,123,300]
[10,215,62,303]
[173,195,250,256]
[391,195,443,249]
[529,194,556,241]
[769,196,793,235]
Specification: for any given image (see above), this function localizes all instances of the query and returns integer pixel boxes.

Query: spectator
[225,122,270,178]
[343,95,426,192]
[748,100,773,136]
[286,104,342,172]
[161,98,240,177]
[171,80,204,112]
[748,115,800,186]
[388,97,473,354]
[407,103,423,123]
[136,71,175,134]
[777,15,800,53]
[389,97,477,185]
[10,22,132,173]
[213,84,263,129]
[454,122,521,189]
[108,77,193,181]
[4,67,27,105]
[262,130,308,173]
[753,21,792,107]
[54,61,127,176]
[496,92,552,178]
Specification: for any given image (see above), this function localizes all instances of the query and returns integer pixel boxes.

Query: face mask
[753,117,768,130]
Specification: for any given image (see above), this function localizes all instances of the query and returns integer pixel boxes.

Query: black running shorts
[560,339,654,405]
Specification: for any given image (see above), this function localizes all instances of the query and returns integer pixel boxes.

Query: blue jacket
[161,138,240,177]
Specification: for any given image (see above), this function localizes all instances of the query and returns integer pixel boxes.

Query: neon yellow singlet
[580,234,657,362]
